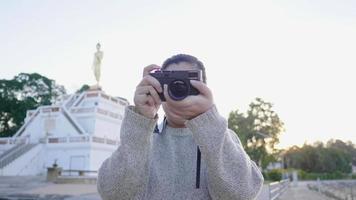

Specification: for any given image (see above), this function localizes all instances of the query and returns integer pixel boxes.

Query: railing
[97,108,123,120]
[45,135,119,146]
[308,180,356,200]
[0,136,119,146]
[74,92,86,107]
[0,137,29,145]
[60,169,98,177]
[269,179,290,200]
[70,107,95,114]
[64,94,78,109]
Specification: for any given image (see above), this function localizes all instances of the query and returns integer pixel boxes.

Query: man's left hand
[163,80,214,120]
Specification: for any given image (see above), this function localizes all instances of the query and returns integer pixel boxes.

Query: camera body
[150,70,201,101]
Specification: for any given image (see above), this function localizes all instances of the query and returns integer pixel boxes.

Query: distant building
[0,88,129,176]
[266,162,283,171]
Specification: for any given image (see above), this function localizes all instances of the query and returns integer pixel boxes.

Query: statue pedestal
[47,166,62,182]
[89,84,102,91]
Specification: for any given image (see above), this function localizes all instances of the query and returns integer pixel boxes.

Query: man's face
[162,61,200,126]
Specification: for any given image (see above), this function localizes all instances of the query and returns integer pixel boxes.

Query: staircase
[64,94,79,109]
[61,93,86,134]
[0,144,38,169]
[0,144,23,160]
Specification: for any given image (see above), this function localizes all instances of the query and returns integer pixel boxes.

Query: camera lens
[168,80,189,100]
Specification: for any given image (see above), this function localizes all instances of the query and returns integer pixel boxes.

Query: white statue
[92,43,104,86]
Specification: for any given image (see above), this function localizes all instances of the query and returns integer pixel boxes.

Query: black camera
[150,70,201,101]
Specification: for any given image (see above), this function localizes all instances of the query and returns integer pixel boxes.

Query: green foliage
[352,174,356,179]
[76,84,90,93]
[284,140,354,174]
[228,98,284,168]
[298,170,349,180]
[266,169,283,181]
[0,73,66,137]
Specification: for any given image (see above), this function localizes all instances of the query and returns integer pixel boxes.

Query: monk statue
[92,43,104,86]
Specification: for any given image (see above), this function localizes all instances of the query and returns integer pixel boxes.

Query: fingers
[139,75,162,93]
[147,86,161,106]
[141,64,162,93]
[136,86,161,106]
[146,96,155,107]
[190,80,212,98]
[143,64,160,77]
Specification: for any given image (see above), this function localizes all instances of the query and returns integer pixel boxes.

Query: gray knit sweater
[97,105,264,200]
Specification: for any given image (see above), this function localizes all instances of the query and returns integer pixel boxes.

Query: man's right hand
[134,64,162,119]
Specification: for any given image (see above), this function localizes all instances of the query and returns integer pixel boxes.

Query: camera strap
[154,116,201,189]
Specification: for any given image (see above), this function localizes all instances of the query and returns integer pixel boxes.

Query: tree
[76,84,90,93]
[284,140,354,173]
[0,73,66,137]
[327,139,356,166]
[228,98,285,168]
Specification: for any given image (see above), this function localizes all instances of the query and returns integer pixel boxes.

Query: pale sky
[1,0,355,148]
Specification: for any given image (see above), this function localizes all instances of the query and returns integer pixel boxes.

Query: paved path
[278,182,333,200]
[0,176,100,200]
[256,185,269,200]
[0,176,337,200]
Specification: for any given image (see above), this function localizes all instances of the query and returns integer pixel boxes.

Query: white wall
[89,143,118,171]
[77,116,96,134]
[22,112,79,142]
[94,116,121,141]
[45,143,91,171]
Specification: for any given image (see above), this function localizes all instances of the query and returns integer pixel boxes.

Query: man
[97,54,264,200]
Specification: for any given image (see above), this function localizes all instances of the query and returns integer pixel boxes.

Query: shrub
[297,170,348,180]
[351,173,356,179]
[267,169,282,181]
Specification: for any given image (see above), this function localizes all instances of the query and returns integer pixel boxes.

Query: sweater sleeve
[97,106,157,200]
[185,105,264,200]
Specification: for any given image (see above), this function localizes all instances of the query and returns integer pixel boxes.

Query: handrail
[43,135,119,146]
[60,169,98,176]
[60,92,87,135]
[269,179,290,200]
[72,92,86,107]
[0,144,22,160]
[64,94,78,109]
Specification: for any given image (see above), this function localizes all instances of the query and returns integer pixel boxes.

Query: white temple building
[0,88,129,176]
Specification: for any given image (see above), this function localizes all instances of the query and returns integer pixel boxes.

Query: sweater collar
[164,125,192,136]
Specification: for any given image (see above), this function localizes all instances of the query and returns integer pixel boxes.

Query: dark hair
[162,54,207,83]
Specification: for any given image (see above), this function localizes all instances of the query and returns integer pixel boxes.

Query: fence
[308,180,356,200]
[269,179,290,200]
[60,169,98,177]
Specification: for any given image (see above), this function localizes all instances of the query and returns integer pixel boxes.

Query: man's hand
[134,65,162,119]
[163,80,214,120]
